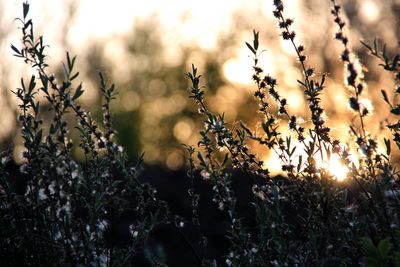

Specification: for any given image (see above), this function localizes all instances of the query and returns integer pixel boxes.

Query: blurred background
[1,0,399,174]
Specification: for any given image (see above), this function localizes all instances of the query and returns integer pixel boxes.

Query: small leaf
[392,54,399,70]
[28,75,36,93]
[384,138,391,155]
[10,44,21,56]
[391,105,400,115]
[290,146,296,157]
[377,238,392,259]
[72,83,84,101]
[253,30,259,51]
[383,43,387,60]
[23,2,29,19]
[35,129,43,144]
[240,121,252,136]
[197,152,206,167]
[374,38,379,55]
[70,72,79,81]
[66,52,76,71]
[359,237,377,256]
[360,40,372,52]
[320,74,326,86]
[297,155,302,172]
[297,79,307,88]
[221,153,229,166]
[33,102,40,114]
[246,42,256,55]
[381,89,390,104]
[262,121,270,135]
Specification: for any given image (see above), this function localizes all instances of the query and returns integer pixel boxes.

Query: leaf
[377,238,392,259]
[240,121,252,136]
[72,83,84,101]
[197,152,206,167]
[33,101,40,114]
[23,2,29,19]
[320,74,326,86]
[50,123,60,135]
[384,138,391,156]
[360,40,372,52]
[70,72,79,81]
[245,42,256,55]
[262,121,270,135]
[290,146,296,157]
[383,43,387,60]
[221,153,229,166]
[381,89,390,105]
[34,129,43,144]
[392,54,399,70]
[10,44,21,56]
[253,30,259,51]
[286,136,291,149]
[297,155,302,172]
[28,75,36,94]
[66,52,76,71]
[359,237,377,256]
[391,105,400,115]
[297,79,307,88]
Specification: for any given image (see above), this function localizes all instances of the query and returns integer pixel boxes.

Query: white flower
[38,188,47,200]
[129,225,138,238]
[97,220,109,231]
[200,170,211,180]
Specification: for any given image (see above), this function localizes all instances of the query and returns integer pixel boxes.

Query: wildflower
[200,169,211,180]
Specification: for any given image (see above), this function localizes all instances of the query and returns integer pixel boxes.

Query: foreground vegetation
[1,1,400,266]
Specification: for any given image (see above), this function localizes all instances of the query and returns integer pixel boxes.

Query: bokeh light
[1,0,399,171]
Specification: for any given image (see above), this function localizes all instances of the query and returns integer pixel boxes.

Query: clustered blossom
[187,65,269,179]
[361,30,400,152]
[272,0,331,145]
[331,1,368,113]
[1,3,175,266]
[331,0,379,167]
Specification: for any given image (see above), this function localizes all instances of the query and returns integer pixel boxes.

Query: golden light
[261,136,352,182]
[173,119,194,142]
[223,58,253,85]
[324,154,348,182]
[262,151,283,176]
[223,47,277,85]
[359,0,380,24]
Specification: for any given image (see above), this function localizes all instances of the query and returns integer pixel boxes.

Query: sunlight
[223,58,253,85]
[359,0,380,24]
[324,154,348,181]
[262,151,283,176]
[223,47,276,85]
[262,136,352,182]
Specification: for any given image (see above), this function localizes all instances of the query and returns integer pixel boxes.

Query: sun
[326,154,348,181]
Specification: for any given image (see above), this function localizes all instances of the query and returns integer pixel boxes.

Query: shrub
[1,0,400,266]
[1,3,172,266]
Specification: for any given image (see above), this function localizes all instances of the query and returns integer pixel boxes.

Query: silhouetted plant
[2,1,400,266]
[1,3,172,266]
[184,0,400,266]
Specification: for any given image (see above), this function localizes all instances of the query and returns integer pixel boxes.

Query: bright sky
[2,0,380,85]
[0,0,384,89]
[2,0,267,48]
[1,0,273,86]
